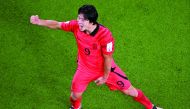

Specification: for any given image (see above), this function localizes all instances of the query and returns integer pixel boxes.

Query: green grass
[0,0,189,109]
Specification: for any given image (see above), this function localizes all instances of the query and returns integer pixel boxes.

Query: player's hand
[94,76,107,86]
[30,15,40,25]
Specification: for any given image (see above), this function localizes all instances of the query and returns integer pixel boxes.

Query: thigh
[71,68,100,93]
[106,64,131,91]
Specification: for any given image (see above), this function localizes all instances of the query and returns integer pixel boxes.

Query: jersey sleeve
[60,20,78,32]
[100,30,115,55]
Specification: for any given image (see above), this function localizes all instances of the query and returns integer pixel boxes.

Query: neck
[86,24,97,34]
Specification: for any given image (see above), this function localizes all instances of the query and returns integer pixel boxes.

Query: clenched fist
[30,15,40,25]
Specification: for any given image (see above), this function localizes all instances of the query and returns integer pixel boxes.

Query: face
[77,14,91,31]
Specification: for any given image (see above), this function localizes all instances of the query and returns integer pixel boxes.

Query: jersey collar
[90,23,99,37]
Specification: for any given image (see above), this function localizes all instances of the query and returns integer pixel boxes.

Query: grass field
[0,0,189,109]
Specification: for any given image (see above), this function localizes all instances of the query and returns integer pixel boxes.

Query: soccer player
[30,4,162,109]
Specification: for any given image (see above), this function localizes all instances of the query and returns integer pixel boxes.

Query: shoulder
[60,20,78,31]
[70,20,78,25]
[99,25,112,35]
[61,20,78,26]
[97,25,113,42]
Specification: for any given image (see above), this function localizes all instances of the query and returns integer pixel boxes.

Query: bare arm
[95,54,112,85]
[103,54,112,79]
[30,15,62,29]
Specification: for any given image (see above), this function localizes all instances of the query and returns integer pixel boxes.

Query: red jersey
[61,20,114,72]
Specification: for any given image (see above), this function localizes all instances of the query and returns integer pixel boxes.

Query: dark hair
[78,4,98,25]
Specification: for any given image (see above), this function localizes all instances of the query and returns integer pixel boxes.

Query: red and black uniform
[61,20,131,93]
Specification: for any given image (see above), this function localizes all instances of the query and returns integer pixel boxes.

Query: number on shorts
[117,81,124,88]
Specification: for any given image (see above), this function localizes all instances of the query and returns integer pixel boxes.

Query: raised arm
[30,15,62,29]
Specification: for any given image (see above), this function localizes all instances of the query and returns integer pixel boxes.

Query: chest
[75,30,101,50]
